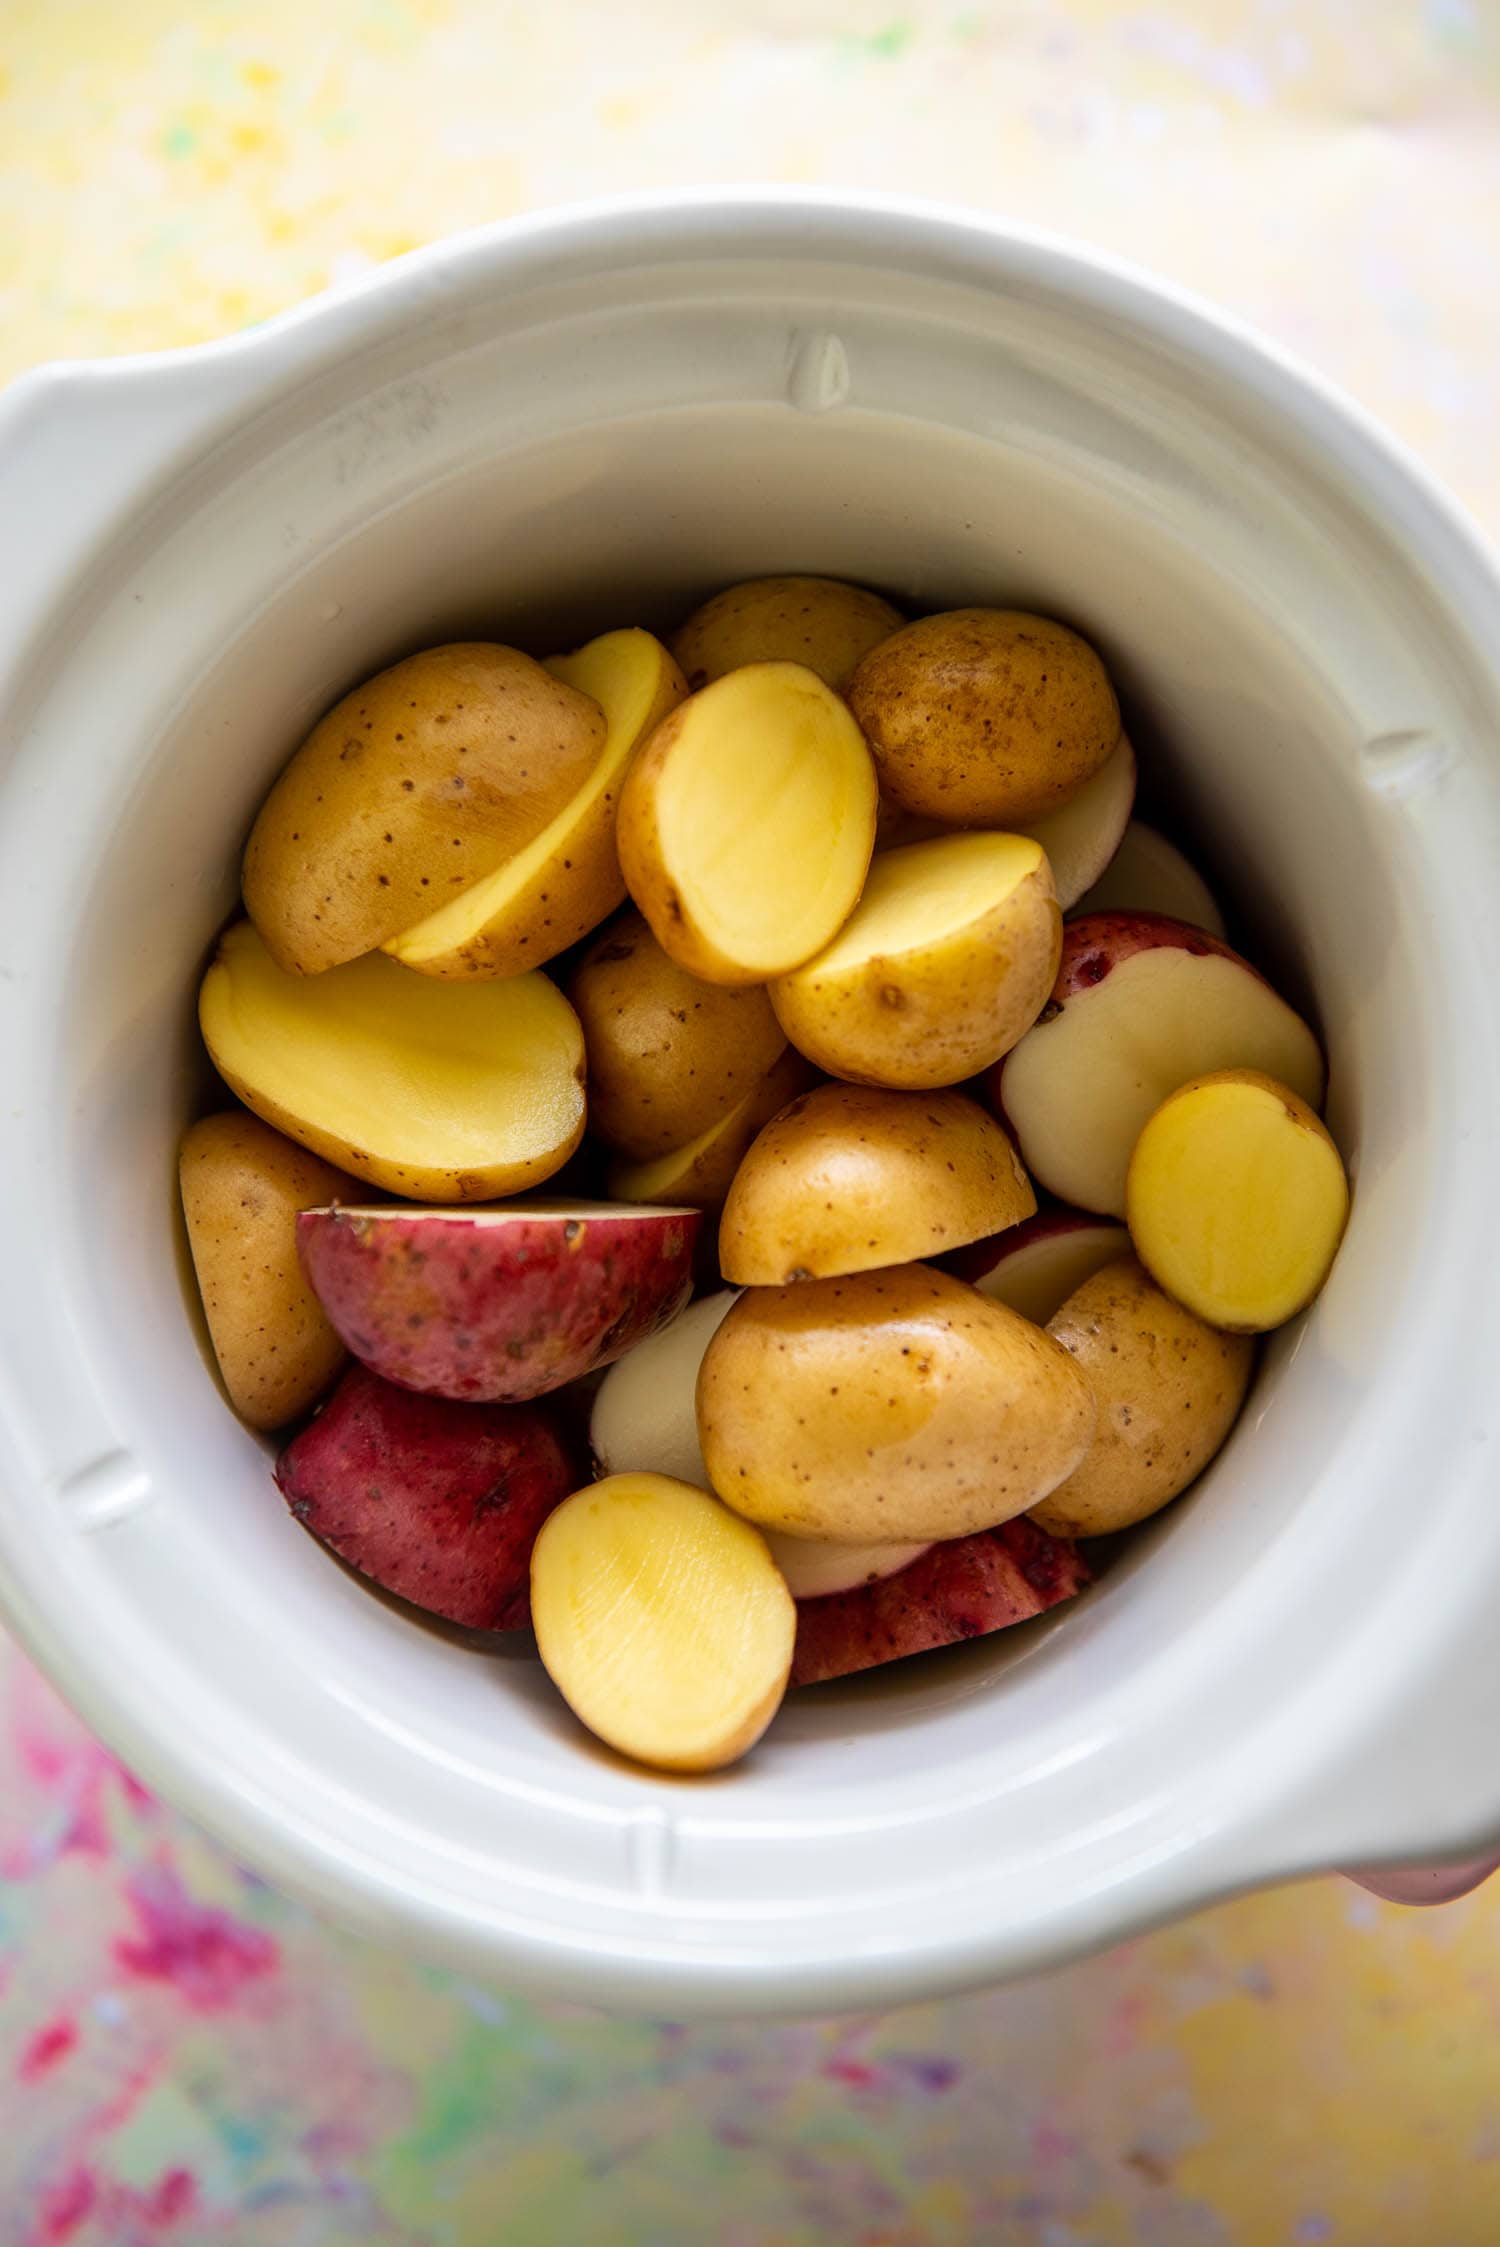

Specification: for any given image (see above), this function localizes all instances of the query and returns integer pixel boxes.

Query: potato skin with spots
[848,609,1120,826]
[697,1262,1095,1543]
[243,643,604,974]
[298,1203,699,1402]
[718,1083,1034,1284]
[275,1363,579,1629]
[608,1048,820,1212]
[1029,1256,1255,1537]
[179,1111,358,1430]
[672,575,904,692]
[791,1517,1091,1685]
[569,909,788,1159]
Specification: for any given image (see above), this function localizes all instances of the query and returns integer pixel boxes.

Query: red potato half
[275,1363,579,1629]
[298,1199,698,1403]
[1074,819,1226,937]
[948,1209,1131,1328]
[992,913,1324,1217]
[1023,732,1137,910]
[790,1518,1090,1686]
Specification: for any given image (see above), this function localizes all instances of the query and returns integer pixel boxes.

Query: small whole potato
[719,1083,1034,1284]
[1029,1257,1255,1538]
[569,909,788,1160]
[179,1111,357,1429]
[848,609,1120,826]
[243,643,605,975]
[697,1263,1095,1544]
[672,575,904,692]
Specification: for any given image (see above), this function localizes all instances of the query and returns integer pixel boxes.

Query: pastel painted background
[4,3,1500,2240]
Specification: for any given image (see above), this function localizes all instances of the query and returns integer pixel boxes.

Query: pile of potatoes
[182,576,1350,1776]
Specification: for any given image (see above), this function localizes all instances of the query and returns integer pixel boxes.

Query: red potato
[948,1208,1130,1328]
[275,1363,580,1629]
[790,1518,1090,1686]
[298,1199,698,1403]
[991,912,1324,1217]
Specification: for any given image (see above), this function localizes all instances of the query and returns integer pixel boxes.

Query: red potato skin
[275,1363,582,1629]
[298,1206,699,1403]
[943,1206,1111,1286]
[790,1518,1090,1686]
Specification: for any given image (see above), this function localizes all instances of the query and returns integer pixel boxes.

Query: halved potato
[617,662,878,984]
[607,1048,818,1211]
[530,1473,795,1773]
[199,920,585,1201]
[1029,1257,1255,1537]
[1126,1069,1349,1331]
[672,575,904,691]
[719,1083,1034,1284]
[242,643,604,974]
[849,609,1120,826]
[385,629,686,978]
[697,1264,1095,1544]
[569,909,788,1159]
[769,831,1060,1087]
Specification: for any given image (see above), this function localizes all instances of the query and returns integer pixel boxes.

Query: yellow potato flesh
[607,1048,817,1211]
[672,575,904,691]
[618,662,878,983]
[770,832,1060,1088]
[1126,1069,1349,1332]
[386,630,685,978]
[199,920,584,1201]
[718,1082,1034,1284]
[529,1474,795,1773]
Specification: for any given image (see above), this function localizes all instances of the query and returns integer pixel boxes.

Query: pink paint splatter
[4,1657,156,1876]
[30,2166,96,2246]
[1101,1988,1150,2056]
[143,2168,197,2226]
[113,1864,278,2011]
[18,2014,79,2083]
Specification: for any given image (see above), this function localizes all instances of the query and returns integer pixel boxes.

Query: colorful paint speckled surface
[5,4,1500,2241]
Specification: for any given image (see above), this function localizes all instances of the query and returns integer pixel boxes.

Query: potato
[243,644,605,975]
[199,920,585,1201]
[275,1363,579,1629]
[1029,1257,1255,1538]
[848,609,1120,826]
[790,1519,1090,1686]
[672,575,904,691]
[718,1084,1034,1285]
[607,1048,818,1211]
[769,832,1060,1088]
[569,909,787,1159]
[386,630,686,979]
[697,1263,1095,1543]
[617,662,878,984]
[590,1289,740,1485]
[179,1112,356,1429]
[530,1474,795,1773]
[1126,1069,1349,1332]
[298,1199,698,1402]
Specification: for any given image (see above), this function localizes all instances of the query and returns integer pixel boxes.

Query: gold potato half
[672,575,904,691]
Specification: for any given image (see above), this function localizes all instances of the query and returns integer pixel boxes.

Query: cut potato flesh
[199,920,585,1201]
[1126,1069,1349,1331]
[1024,732,1137,910]
[386,629,685,978]
[530,1474,795,1773]
[770,831,1060,1088]
[617,661,878,983]
[590,1289,740,1485]
[997,927,1324,1217]
[1075,820,1226,936]
[953,1210,1131,1327]
[607,1049,818,1211]
[761,1529,930,1601]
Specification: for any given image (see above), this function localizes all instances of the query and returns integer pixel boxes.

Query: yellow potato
[769,832,1060,1088]
[530,1474,795,1773]
[385,630,686,979]
[697,1263,1095,1543]
[569,909,788,1160]
[607,1048,818,1211]
[617,662,878,984]
[719,1084,1034,1284]
[199,920,584,1201]
[1126,1069,1349,1333]
[848,609,1120,826]
[672,575,904,691]
[243,643,604,975]
[179,1112,356,1429]
[1029,1257,1254,1537]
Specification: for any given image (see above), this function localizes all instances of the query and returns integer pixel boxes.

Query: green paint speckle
[835,19,915,66]
[162,121,197,158]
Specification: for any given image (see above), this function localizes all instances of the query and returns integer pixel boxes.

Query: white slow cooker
[1,192,1498,2015]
